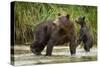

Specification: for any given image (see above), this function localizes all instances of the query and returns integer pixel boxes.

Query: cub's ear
[66,14,70,19]
[83,16,85,20]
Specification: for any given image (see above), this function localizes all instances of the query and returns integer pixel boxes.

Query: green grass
[14,1,97,45]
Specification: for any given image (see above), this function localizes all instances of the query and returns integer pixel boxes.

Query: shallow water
[11,46,97,66]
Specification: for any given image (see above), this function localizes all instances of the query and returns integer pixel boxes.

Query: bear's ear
[83,16,85,20]
[58,13,62,16]
[66,14,70,19]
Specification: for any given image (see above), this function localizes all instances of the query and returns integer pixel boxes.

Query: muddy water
[11,46,97,66]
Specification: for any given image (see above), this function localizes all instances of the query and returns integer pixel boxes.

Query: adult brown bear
[30,14,77,56]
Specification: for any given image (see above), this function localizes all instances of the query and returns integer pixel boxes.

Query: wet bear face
[30,43,44,55]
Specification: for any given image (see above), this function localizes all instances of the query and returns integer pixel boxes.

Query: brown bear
[30,14,77,56]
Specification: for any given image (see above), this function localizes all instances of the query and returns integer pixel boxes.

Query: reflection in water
[81,56,97,61]
[69,56,97,62]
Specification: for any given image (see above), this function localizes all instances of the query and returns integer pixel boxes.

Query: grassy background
[14,2,97,45]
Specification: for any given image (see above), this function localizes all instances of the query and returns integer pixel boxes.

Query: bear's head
[59,14,70,24]
[53,13,70,26]
[30,43,43,55]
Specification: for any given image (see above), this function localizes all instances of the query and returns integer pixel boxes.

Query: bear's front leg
[45,31,59,56]
[69,39,77,56]
[45,28,62,56]
[45,39,54,56]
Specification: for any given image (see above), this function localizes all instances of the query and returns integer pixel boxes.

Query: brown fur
[30,15,77,56]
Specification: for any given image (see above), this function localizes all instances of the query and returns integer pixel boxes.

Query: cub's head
[75,16,86,26]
